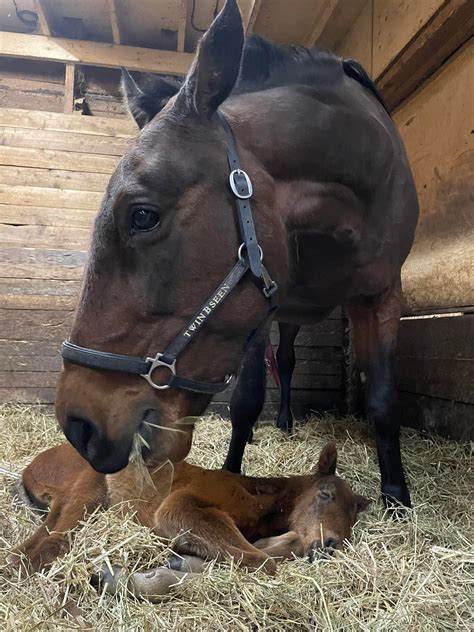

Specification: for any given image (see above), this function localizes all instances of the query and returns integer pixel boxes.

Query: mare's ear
[177,0,244,118]
[317,442,337,475]
[356,494,372,512]
[120,68,181,128]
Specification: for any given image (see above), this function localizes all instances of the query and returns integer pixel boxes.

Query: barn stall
[0,1,472,629]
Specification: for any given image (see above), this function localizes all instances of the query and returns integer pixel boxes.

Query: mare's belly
[276,232,360,323]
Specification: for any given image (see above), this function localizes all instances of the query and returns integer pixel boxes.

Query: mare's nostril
[64,415,97,458]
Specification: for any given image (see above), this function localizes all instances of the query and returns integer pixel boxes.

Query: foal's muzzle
[64,414,133,474]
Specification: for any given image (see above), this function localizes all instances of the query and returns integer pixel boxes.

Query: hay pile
[0,404,472,631]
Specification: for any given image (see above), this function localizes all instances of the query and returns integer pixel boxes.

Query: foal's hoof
[275,415,293,434]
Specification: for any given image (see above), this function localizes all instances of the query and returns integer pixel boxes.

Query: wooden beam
[306,0,339,47]
[63,63,74,113]
[377,0,474,111]
[177,0,187,52]
[0,31,194,75]
[34,0,51,37]
[106,0,121,45]
[245,0,262,34]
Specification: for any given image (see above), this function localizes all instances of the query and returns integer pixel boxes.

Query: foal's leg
[253,531,304,559]
[155,492,277,574]
[348,277,411,508]
[223,335,267,473]
[276,322,300,432]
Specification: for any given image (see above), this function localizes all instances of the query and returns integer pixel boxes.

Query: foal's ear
[178,0,244,118]
[317,442,337,475]
[120,68,181,128]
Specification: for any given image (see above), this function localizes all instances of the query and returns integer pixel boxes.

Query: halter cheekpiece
[61,112,278,395]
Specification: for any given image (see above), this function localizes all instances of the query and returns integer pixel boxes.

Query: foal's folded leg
[253,531,304,559]
[154,492,277,574]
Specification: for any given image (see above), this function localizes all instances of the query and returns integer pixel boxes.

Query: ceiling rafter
[33,0,51,37]
[306,0,339,47]
[106,0,121,44]
[177,0,188,52]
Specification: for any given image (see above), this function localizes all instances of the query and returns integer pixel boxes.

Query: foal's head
[291,443,371,560]
[55,0,286,473]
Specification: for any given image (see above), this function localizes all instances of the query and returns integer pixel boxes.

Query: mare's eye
[319,489,332,501]
[131,207,160,233]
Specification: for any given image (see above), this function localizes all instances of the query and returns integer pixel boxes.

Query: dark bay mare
[56,0,418,508]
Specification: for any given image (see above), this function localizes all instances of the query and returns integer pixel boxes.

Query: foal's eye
[130,207,161,233]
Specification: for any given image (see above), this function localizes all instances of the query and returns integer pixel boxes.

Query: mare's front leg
[276,322,300,432]
[348,277,411,508]
[223,335,267,473]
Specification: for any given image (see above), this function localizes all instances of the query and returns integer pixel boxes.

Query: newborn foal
[13,438,369,600]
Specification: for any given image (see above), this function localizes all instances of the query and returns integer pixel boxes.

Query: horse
[54,0,419,509]
[12,434,370,599]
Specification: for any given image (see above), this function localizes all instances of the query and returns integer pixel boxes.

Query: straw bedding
[0,404,472,631]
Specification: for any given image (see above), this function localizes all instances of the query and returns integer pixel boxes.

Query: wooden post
[64,63,75,114]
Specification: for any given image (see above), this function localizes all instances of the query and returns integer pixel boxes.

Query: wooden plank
[0,31,194,75]
[396,43,474,313]
[396,314,473,404]
[0,184,102,210]
[34,0,51,37]
[0,339,63,357]
[335,0,372,75]
[396,357,473,404]
[0,205,96,229]
[106,0,121,45]
[177,0,187,52]
[373,0,445,78]
[0,387,57,404]
[63,63,75,114]
[398,392,473,441]
[0,247,87,267]
[0,107,136,137]
[0,127,130,156]
[0,224,90,251]
[377,0,474,111]
[0,308,73,341]
[0,294,77,310]
[0,166,109,193]
[0,263,83,281]
[306,0,339,47]
[246,0,263,34]
[398,315,473,359]
[0,146,118,174]
[0,371,59,388]
[0,355,61,372]
[317,0,368,51]
[0,277,81,298]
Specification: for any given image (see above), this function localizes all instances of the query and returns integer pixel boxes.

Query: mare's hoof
[275,416,293,434]
[382,486,412,519]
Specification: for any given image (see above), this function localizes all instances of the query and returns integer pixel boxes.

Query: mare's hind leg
[276,322,300,432]
[223,335,266,473]
[348,277,411,508]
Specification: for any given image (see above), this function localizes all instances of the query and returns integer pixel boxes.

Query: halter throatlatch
[61,112,278,395]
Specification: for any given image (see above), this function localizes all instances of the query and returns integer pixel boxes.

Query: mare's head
[56,0,285,473]
[291,443,371,560]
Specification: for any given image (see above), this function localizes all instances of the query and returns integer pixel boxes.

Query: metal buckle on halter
[238,243,263,262]
[141,353,176,390]
[229,169,253,199]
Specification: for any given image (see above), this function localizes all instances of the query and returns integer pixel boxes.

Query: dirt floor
[0,404,472,631]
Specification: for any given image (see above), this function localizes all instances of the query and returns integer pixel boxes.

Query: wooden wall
[0,108,135,404]
[336,1,473,440]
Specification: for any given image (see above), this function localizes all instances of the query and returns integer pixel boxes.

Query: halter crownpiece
[61,112,278,395]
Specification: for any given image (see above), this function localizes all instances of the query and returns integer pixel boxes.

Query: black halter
[61,112,278,395]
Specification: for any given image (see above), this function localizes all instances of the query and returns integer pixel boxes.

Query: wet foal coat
[53,0,418,509]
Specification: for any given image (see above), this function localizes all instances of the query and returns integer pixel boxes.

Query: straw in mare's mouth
[128,417,199,493]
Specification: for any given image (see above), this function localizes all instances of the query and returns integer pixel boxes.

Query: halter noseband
[61,112,278,395]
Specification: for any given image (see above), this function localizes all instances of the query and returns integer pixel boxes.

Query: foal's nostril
[64,415,97,459]
[324,537,338,550]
